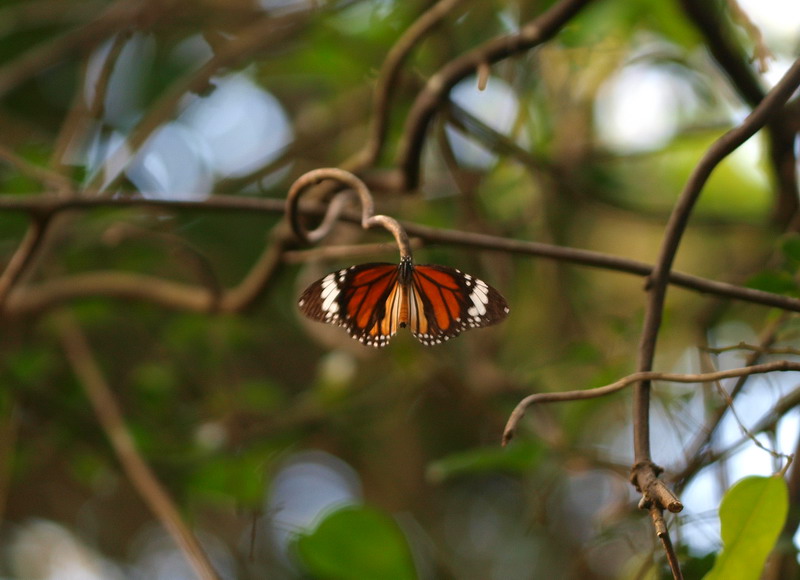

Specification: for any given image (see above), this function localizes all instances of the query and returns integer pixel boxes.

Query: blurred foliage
[293,505,417,580]
[0,0,797,579]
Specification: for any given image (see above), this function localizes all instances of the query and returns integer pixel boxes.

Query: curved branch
[286,168,413,259]
[352,0,466,169]
[678,0,800,226]
[633,57,800,497]
[503,360,800,445]
[394,0,592,190]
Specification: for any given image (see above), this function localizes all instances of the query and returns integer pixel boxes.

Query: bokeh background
[0,0,799,578]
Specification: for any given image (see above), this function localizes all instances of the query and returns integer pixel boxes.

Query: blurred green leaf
[5,348,55,384]
[294,505,416,580]
[672,548,715,579]
[189,447,272,507]
[426,441,542,483]
[780,234,800,263]
[704,475,788,580]
[236,379,286,412]
[746,271,798,295]
[132,363,177,396]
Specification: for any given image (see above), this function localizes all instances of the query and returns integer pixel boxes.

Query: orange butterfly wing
[298,263,402,347]
[409,264,509,345]
[298,259,509,347]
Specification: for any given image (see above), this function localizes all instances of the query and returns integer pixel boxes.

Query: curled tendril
[285,168,413,259]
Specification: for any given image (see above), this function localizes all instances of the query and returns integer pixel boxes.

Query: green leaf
[426,441,542,483]
[294,505,416,580]
[781,234,800,263]
[745,271,798,296]
[704,475,788,580]
[188,447,271,507]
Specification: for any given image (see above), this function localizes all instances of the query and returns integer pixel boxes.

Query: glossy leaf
[704,475,788,580]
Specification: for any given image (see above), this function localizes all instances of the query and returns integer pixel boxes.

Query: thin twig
[701,342,800,357]
[56,310,221,580]
[350,0,466,169]
[503,360,800,445]
[0,216,50,310]
[650,506,683,580]
[674,382,800,484]
[711,368,792,465]
[673,317,786,488]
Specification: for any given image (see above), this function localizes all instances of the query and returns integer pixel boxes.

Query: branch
[678,0,800,226]
[395,0,593,190]
[348,0,466,169]
[632,56,800,514]
[56,311,221,580]
[86,7,318,191]
[503,360,800,445]
[0,401,18,528]
[0,0,144,98]
[649,505,684,580]
[0,143,73,190]
[0,216,49,308]
[4,193,800,316]
[286,168,413,257]
[672,318,785,489]
[49,28,132,177]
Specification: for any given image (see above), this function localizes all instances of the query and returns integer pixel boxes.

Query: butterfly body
[298,256,509,347]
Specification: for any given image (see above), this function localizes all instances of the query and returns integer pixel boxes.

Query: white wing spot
[321,285,340,313]
[469,291,487,316]
[320,274,338,297]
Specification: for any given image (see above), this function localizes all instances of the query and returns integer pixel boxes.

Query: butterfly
[298,256,509,347]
